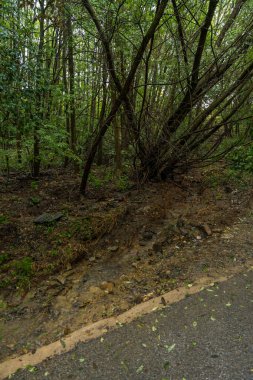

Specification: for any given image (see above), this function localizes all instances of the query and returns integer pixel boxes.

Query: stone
[107,246,119,253]
[89,286,102,295]
[34,212,64,224]
[212,228,223,233]
[138,205,151,214]
[202,224,212,236]
[100,281,114,294]
[179,227,190,236]
[142,231,154,240]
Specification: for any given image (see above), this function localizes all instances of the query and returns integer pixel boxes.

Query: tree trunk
[66,12,76,153]
[33,0,45,177]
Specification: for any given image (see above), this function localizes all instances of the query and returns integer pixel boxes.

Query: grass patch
[0,214,8,224]
[0,253,10,265]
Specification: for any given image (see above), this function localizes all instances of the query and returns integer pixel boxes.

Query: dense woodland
[1,0,253,192]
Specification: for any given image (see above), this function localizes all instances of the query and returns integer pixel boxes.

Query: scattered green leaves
[136,364,144,374]
[165,343,176,353]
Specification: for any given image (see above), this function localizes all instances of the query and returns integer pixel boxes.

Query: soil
[0,164,253,363]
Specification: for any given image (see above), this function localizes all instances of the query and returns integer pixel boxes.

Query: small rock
[132,262,138,269]
[142,231,154,240]
[212,228,223,233]
[100,281,114,294]
[73,301,85,309]
[88,256,96,263]
[89,286,102,295]
[202,224,212,236]
[34,213,64,224]
[179,227,190,236]
[108,246,119,253]
[138,205,151,214]
[192,231,202,240]
[6,344,15,350]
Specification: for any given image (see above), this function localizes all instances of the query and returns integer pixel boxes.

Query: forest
[0,0,253,367]
[1,0,253,189]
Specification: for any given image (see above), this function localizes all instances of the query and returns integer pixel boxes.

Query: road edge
[1,259,252,379]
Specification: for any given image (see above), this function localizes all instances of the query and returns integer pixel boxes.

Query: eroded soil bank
[1,165,253,362]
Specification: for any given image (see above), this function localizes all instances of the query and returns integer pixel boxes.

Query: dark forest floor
[0,164,253,362]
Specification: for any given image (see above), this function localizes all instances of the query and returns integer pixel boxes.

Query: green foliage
[0,300,7,309]
[0,278,11,289]
[14,257,33,278]
[228,144,253,173]
[0,257,33,290]
[29,196,41,206]
[30,181,39,190]
[0,214,8,224]
[116,174,130,191]
[0,252,10,265]
[1,0,253,188]
[71,217,94,241]
[88,173,103,189]
[49,249,59,257]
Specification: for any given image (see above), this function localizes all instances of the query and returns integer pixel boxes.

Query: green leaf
[165,343,176,353]
[136,365,144,374]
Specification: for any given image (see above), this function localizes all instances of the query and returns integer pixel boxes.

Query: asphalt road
[7,269,253,380]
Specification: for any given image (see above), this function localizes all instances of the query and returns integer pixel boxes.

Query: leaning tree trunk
[80,0,169,194]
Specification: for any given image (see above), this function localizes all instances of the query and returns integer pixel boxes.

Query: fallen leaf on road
[165,343,176,353]
[136,365,144,374]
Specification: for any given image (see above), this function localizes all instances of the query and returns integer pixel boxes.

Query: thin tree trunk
[66,12,76,153]
[33,0,45,177]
